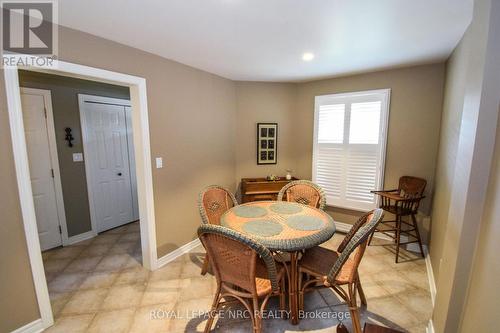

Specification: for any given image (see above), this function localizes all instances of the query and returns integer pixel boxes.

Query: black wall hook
[65,127,74,147]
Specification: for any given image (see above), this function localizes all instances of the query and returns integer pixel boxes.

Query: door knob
[117,172,122,176]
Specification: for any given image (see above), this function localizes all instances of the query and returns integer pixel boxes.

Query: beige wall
[55,27,238,257]
[459,5,500,330]
[429,31,469,281]
[460,109,500,332]
[233,65,445,235]
[18,71,131,237]
[234,82,297,183]
[0,23,449,333]
[0,25,237,330]
[294,64,446,228]
[430,0,500,331]
[0,73,42,332]
[235,67,447,204]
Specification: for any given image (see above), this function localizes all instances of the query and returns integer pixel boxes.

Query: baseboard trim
[406,242,421,253]
[335,221,393,241]
[426,319,435,333]
[423,245,436,306]
[10,319,44,333]
[334,221,353,233]
[156,238,202,269]
[64,230,97,246]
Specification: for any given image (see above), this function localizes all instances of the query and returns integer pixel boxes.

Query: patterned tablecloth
[220,201,336,252]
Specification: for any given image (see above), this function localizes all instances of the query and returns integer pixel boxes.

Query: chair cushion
[255,258,285,296]
[299,246,355,284]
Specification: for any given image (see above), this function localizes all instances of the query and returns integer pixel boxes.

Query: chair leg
[349,306,363,333]
[356,276,367,306]
[204,286,221,333]
[411,214,425,258]
[347,283,362,333]
[368,230,375,246]
[395,215,401,263]
[279,275,286,312]
[201,253,210,275]
[298,271,304,312]
[252,298,262,333]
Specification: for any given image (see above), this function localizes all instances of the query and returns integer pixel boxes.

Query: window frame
[312,88,391,211]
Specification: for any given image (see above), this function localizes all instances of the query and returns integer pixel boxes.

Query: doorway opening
[4,61,158,329]
[20,72,145,326]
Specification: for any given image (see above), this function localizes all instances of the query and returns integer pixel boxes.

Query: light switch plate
[155,157,163,168]
[73,153,84,162]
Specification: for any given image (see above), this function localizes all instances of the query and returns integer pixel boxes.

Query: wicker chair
[277,180,326,210]
[298,211,380,308]
[198,185,238,275]
[298,209,384,333]
[369,176,426,263]
[198,224,286,333]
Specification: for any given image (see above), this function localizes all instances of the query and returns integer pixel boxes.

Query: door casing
[4,60,159,330]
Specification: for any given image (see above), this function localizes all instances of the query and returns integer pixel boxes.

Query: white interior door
[80,96,138,232]
[21,89,63,250]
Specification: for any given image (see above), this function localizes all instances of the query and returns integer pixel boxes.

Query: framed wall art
[257,123,277,165]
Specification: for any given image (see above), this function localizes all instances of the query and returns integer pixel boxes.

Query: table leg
[289,251,299,325]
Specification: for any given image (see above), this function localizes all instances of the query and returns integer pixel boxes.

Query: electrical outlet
[73,153,84,162]
[155,157,163,168]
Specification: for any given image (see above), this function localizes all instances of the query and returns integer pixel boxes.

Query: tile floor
[42,221,432,332]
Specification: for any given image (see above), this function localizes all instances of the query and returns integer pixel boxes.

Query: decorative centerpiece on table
[266,174,279,181]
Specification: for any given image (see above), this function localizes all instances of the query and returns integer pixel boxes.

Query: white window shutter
[313,89,390,211]
[315,145,344,201]
[345,145,378,204]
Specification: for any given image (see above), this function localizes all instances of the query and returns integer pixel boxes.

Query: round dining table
[220,200,336,324]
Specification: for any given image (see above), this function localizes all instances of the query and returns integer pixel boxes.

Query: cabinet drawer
[240,177,298,203]
[242,193,278,203]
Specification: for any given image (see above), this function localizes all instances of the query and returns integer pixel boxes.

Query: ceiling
[59,0,473,82]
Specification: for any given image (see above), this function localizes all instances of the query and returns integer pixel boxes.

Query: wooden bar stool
[369,176,426,263]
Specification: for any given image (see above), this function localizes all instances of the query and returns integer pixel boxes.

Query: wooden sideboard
[241,177,299,203]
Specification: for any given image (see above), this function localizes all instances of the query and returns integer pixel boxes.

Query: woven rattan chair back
[277,180,326,210]
[327,209,384,284]
[199,185,238,225]
[198,224,279,295]
[337,210,375,253]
